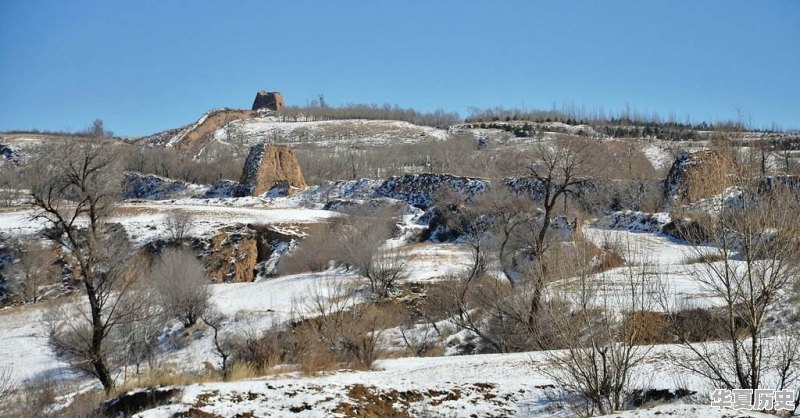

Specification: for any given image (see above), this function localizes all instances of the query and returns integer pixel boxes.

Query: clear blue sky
[1,1,798,136]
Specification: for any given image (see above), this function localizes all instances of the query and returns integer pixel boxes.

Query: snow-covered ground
[580,226,726,310]
[641,144,673,171]
[0,270,362,384]
[0,203,340,245]
[133,343,752,418]
[214,118,451,148]
[0,302,78,384]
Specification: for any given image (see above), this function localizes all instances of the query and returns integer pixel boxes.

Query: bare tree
[153,248,211,328]
[366,250,407,299]
[202,308,232,380]
[164,210,194,242]
[277,223,342,274]
[299,276,388,368]
[29,136,133,393]
[659,186,800,407]
[541,242,654,416]
[0,166,25,207]
[46,250,153,393]
[336,210,401,299]
[116,287,168,377]
[7,240,60,303]
[522,138,593,318]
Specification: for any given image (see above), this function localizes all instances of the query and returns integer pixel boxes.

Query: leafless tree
[336,210,400,299]
[299,276,388,368]
[277,223,342,274]
[202,308,232,380]
[659,186,800,408]
[0,166,26,207]
[153,248,211,328]
[164,210,194,242]
[540,238,654,416]
[46,252,153,393]
[116,287,168,377]
[28,136,137,393]
[365,250,407,299]
[522,138,593,319]
[7,240,60,303]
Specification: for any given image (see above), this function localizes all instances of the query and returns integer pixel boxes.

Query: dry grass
[112,367,215,397]
[683,253,725,264]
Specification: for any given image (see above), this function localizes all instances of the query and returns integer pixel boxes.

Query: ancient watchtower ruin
[252,91,285,111]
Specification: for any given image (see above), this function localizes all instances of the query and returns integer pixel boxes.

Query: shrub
[153,249,211,327]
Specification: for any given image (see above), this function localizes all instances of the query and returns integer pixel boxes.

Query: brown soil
[175,109,255,157]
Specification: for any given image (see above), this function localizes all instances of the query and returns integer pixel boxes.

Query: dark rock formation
[122,172,192,200]
[375,173,488,209]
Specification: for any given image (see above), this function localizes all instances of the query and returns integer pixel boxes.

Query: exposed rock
[323,197,418,216]
[236,144,307,196]
[295,179,385,205]
[122,172,198,200]
[661,218,710,243]
[203,179,238,198]
[160,109,255,157]
[593,211,672,234]
[421,204,581,244]
[200,224,296,283]
[104,387,180,417]
[252,90,285,111]
[0,144,20,166]
[375,174,488,209]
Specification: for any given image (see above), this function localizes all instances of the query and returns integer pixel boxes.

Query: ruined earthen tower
[236,144,307,196]
[252,91,285,111]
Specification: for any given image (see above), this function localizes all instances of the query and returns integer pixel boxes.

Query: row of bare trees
[279,103,459,128]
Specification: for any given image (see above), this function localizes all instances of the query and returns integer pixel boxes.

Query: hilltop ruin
[252,90,285,111]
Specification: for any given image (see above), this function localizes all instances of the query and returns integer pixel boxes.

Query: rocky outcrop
[236,144,307,196]
[323,197,419,216]
[375,174,488,209]
[594,211,672,233]
[0,144,20,166]
[252,91,285,111]
[201,224,296,283]
[203,180,238,198]
[122,172,196,200]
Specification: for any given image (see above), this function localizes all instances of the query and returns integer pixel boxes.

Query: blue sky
[1,1,798,136]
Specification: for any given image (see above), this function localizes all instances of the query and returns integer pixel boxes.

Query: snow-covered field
[0,301,77,384]
[214,118,451,148]
[641,144,673,171]
[0,203,340,245]
[134,343,779,418]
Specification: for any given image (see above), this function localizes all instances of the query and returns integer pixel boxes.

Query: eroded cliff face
[201,224,296,283]
[237,144,307,196]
